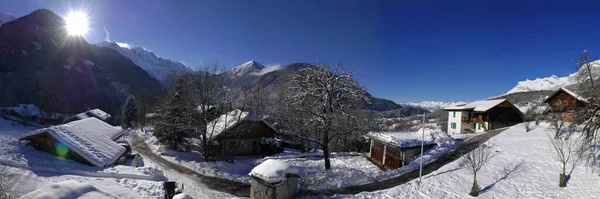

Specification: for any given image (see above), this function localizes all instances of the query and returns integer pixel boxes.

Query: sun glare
[65,11,89,36]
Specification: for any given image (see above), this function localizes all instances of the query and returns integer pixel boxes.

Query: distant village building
[444,99,524,134]
[0,104,42,121]
[19,118,127,167]
[206,109,278,157]
[63,109,111,124]
[543,87,588,121]
[367,130,436,169]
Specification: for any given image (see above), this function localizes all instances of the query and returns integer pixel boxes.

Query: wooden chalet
[544,87,587,112]
[444,99,524,134]
[207,109,278,157]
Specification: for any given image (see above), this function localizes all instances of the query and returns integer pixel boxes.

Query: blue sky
[2,0,600,103]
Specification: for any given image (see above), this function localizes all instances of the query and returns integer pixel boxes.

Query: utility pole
[419,113,425,185]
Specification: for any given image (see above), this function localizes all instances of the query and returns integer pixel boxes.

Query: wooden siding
[21,132,95,166]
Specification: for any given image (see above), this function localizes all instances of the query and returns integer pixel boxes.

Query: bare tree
[575,50,600,167]
[548,113,570,139]
[38,87,65,123]
[289,63,369,170]
[189,63,230,161]
[524,121,532,132]
[0,166,15,199]
[464,145,495,197]
[549,133,581,187]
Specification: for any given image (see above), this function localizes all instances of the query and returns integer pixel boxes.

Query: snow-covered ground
[142,129,460,191]
[0,118,167,198]
[321,123,600,199]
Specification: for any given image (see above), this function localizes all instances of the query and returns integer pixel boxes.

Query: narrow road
[129,132,251,197]
[300,128,507,196]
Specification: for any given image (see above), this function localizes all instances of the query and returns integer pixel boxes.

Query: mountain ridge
[506,60,600,94]
[96,41,193,83]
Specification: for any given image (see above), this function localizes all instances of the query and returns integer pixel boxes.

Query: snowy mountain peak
[506,60,600,94]
[95,41,192,83]
[230,60,265,77]
[0,13,16,27]
[403,101,467,112]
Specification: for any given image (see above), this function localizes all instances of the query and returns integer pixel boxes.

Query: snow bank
[250,159,298,183]
[24,180,118,199]
[172,193,193,199]
[20,118,125,167]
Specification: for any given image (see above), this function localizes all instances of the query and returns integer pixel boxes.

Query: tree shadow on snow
[424,166,464,180]
[481,160,524,193]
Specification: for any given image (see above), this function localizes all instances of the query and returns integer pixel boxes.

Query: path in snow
[129,132,251,198]
[300,127,507,196]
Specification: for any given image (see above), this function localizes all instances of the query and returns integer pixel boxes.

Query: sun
[65,11,89,36]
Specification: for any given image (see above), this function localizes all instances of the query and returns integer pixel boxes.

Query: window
[478,123,481,130]
[451,122,456,129]
[453,112,456,118]
[478,114,482,119]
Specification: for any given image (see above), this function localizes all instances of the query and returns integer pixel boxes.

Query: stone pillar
[250,174,299,199]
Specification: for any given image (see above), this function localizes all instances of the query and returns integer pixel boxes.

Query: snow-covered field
[0,118,167,198]
[143,129,460,191]
[321,123,600,199]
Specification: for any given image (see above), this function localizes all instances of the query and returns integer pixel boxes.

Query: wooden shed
[367,131,436,169]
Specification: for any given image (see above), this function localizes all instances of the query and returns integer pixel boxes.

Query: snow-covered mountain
[403,101,466,111]
[96,41,192,83]
[0,13,16,27]
[229,60,265,77]
[506,60,600,94]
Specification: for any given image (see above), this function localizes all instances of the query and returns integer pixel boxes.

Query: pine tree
[122,95,140,129]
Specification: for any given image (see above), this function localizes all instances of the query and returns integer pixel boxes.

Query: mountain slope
[96,41,192,83]
[403,101,467,112]
[0,13,15,27]
[0,9,162,117]
[506,60,600,94]
[224,61,429,116]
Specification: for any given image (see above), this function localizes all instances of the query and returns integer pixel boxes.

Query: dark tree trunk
[559,172,567,187]
[470,173,480,197]
[323,133,331,170]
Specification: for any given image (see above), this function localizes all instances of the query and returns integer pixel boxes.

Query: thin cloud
[115,42,132,49]
[104,26,110,41]
[104,26,132,49]
[250,64,282,76]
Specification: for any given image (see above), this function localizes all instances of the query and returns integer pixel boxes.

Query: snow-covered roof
[249,159,299,183]
[368,128,437,148]
[68,109,111,122]
[24,180,118,199]
[20,117,126,167]
[1,104,42,117]
[544,87,588,103]
[444,99,507,112]
[206,109,263,140]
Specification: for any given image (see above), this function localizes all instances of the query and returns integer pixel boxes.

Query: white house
[444,99,524,134]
